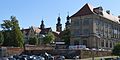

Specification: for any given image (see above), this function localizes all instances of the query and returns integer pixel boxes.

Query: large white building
[70,3,120,49]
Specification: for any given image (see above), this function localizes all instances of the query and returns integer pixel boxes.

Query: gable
[71,3,94,17]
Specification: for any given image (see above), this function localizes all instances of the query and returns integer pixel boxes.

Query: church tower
[40,20,45,29]
[65,15,71,29]
[56,16,62,32]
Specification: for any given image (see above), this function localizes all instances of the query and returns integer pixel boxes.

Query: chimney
[98,6,103,11]
[118,15,120,18]
[106,10,110,14]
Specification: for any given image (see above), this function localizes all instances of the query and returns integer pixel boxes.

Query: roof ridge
[86,3,94,12]
[71,3,94,17]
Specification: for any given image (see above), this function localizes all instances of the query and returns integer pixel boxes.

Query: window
[83,29,89,35]
[74,40,79,45]
[95,20,104,37]
[110,42,112,48]
[101,41,104,47]
[104,23,109,38]
[73,29,80,36]
[114,28,117,38]
[83,18,89,25]
[95,19,102,27]
[108,24,112,38]
[106,41,108,47]
[83,40,87,46]
[73,20,80,26]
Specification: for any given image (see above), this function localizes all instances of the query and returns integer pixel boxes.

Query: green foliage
[1,20,12,30]
[28,36,38,45]
[38,38,41,45]
[43,32,55,44]
[1,16,24,48]
[61,29,70,45]
[0,31,4,46]
[112,43,120,56]
[11,16,24,48]
[2,31,13,46]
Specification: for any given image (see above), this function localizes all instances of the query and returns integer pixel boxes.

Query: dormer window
[93,6,103,15]
[106,10,110,14]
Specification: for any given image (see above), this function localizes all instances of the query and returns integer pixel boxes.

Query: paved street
[65,56,118,60]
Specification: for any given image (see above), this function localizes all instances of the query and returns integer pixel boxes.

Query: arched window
[101,40,104,47]
[106,41,108,47]
[110,42,112,48]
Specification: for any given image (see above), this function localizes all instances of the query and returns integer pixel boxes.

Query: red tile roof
[21,28,30,35]
[71,3,120,23]
[71,3,94,17]
[22,27,52,35]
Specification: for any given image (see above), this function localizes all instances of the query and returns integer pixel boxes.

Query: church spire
[56,15,62,32]
[40,20,45,29]
[65,14,71,29]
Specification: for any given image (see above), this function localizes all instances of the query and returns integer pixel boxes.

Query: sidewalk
[65,56,118,60]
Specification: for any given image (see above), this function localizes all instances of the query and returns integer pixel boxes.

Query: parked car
[55,55,65,60]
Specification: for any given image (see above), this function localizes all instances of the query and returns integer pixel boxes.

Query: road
[65,56,118,60]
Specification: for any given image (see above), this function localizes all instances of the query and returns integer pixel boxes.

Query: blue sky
[0,0,120,31]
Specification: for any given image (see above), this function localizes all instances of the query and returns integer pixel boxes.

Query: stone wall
[1,46,112,59]
[6,47,23,56]
[0,47,23,57]
[80,50,111,58]
[25,49,112,59]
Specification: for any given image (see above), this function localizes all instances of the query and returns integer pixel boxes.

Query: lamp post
[91,48,96,60]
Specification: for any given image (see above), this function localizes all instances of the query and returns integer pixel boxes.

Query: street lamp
[91,48,96,60]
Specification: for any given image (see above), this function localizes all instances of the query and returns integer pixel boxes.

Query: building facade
[22,20,52,44]
[70,3,120,49]
[21,14,70,46]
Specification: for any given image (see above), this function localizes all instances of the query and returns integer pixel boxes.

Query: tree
[112,43,120,56]
[1,20,12,30]
[1,16,24,48]
[61,29,71,45]
[28,36,38,45]
[11,16,24,47]
[2,30,13,46]
[1,20,13,46]
[0,31,4,46]
[43,32,55,44]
